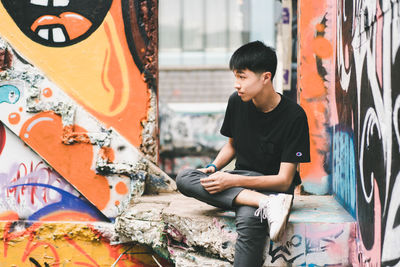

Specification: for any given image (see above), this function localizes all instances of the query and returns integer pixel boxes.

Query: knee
[176,168,196,194]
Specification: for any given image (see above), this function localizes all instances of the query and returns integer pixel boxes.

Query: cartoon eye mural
[0,84,20,104]
[1,0,112,47]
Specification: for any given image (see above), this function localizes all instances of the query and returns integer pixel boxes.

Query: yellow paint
[0,221,169,266]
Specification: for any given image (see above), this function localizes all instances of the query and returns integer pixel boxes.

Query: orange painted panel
[19,112,111,211]
[298,0,336,194]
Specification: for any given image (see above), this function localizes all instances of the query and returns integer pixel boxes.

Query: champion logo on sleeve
[296,152,302,157]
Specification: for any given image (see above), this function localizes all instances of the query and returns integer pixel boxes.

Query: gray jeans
[176,168,282,267]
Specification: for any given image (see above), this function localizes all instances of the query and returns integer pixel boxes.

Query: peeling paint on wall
[0,122,107,222]
[0,221,169,266]
[0,38,175,218]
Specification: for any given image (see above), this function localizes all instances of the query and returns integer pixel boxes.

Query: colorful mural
[0,0,171,217]
[298,0,336,194]
[0,221,170,266]
[0,0,157,149]
[0,121,108,222]
[0,1,169,265]
[335,0,400,265]
[0,62,134,217]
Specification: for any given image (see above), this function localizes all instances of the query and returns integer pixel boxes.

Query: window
[159,0,277,67]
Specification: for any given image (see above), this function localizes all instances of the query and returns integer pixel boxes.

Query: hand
[198,166,216,174]
[200,172,235,194]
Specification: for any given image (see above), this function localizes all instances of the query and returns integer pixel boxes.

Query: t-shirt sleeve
[281,112,310,163]
[220,94,235,137]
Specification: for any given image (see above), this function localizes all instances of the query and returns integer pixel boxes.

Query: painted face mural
[1,0,112,46]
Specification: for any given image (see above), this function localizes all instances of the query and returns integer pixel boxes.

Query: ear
[262,72,272,83]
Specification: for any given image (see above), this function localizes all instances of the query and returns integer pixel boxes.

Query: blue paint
[8,183,109,221]
[0,85,20,104]
[332,128,356,217]
[302,177,330,195]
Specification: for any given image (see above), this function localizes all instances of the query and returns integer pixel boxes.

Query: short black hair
[229,41,277,80]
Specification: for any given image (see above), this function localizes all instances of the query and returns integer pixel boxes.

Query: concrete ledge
[115,193,357,266]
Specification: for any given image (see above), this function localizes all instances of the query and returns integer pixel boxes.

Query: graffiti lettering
[336,0,400,264]
[268,235,304,263]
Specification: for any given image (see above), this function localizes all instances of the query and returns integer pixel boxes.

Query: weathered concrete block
[115,201,167,249]
[115,193,357,266]
[169,247,232,267]
[162,198,237,262]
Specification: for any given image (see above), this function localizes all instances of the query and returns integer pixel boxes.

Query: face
[233,69,269,102]
[1,0,112,47]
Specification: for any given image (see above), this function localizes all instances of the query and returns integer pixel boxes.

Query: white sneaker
[254,193,293,242]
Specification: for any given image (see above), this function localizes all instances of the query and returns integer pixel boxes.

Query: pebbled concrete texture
[115,193,357,266]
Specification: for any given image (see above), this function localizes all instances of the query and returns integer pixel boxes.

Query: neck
[252,85,280,113]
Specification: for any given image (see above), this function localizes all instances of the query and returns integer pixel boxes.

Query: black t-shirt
[220,92,310,189]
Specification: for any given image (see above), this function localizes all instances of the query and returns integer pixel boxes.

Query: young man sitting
[176,41,310,267]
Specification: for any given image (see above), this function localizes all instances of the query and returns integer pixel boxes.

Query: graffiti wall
[0,121,108,222]
[0,1,173,265]
[0,121,171,265]
[335,0,400,265]
[0,221,170,266]
[298,0,336,195]
[0,49,134,217]
[0,0,175,218]
[299,0,400,264]
[0,0,158,152]
[159,103,227,177]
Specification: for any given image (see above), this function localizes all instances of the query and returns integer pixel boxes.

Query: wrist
[205,163,218,172]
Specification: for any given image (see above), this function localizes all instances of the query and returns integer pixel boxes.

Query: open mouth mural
[1,0,112,47]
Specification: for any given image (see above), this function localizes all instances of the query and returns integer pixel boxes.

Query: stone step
[115,193,357,266]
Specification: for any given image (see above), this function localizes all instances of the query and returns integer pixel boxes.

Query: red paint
[0,121,5,155]
[22,240,60,266]
[3,221,42,258]
[64,235,100,267]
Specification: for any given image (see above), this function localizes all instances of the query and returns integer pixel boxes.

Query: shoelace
[254,199,272,222]
[254,207,268,222]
